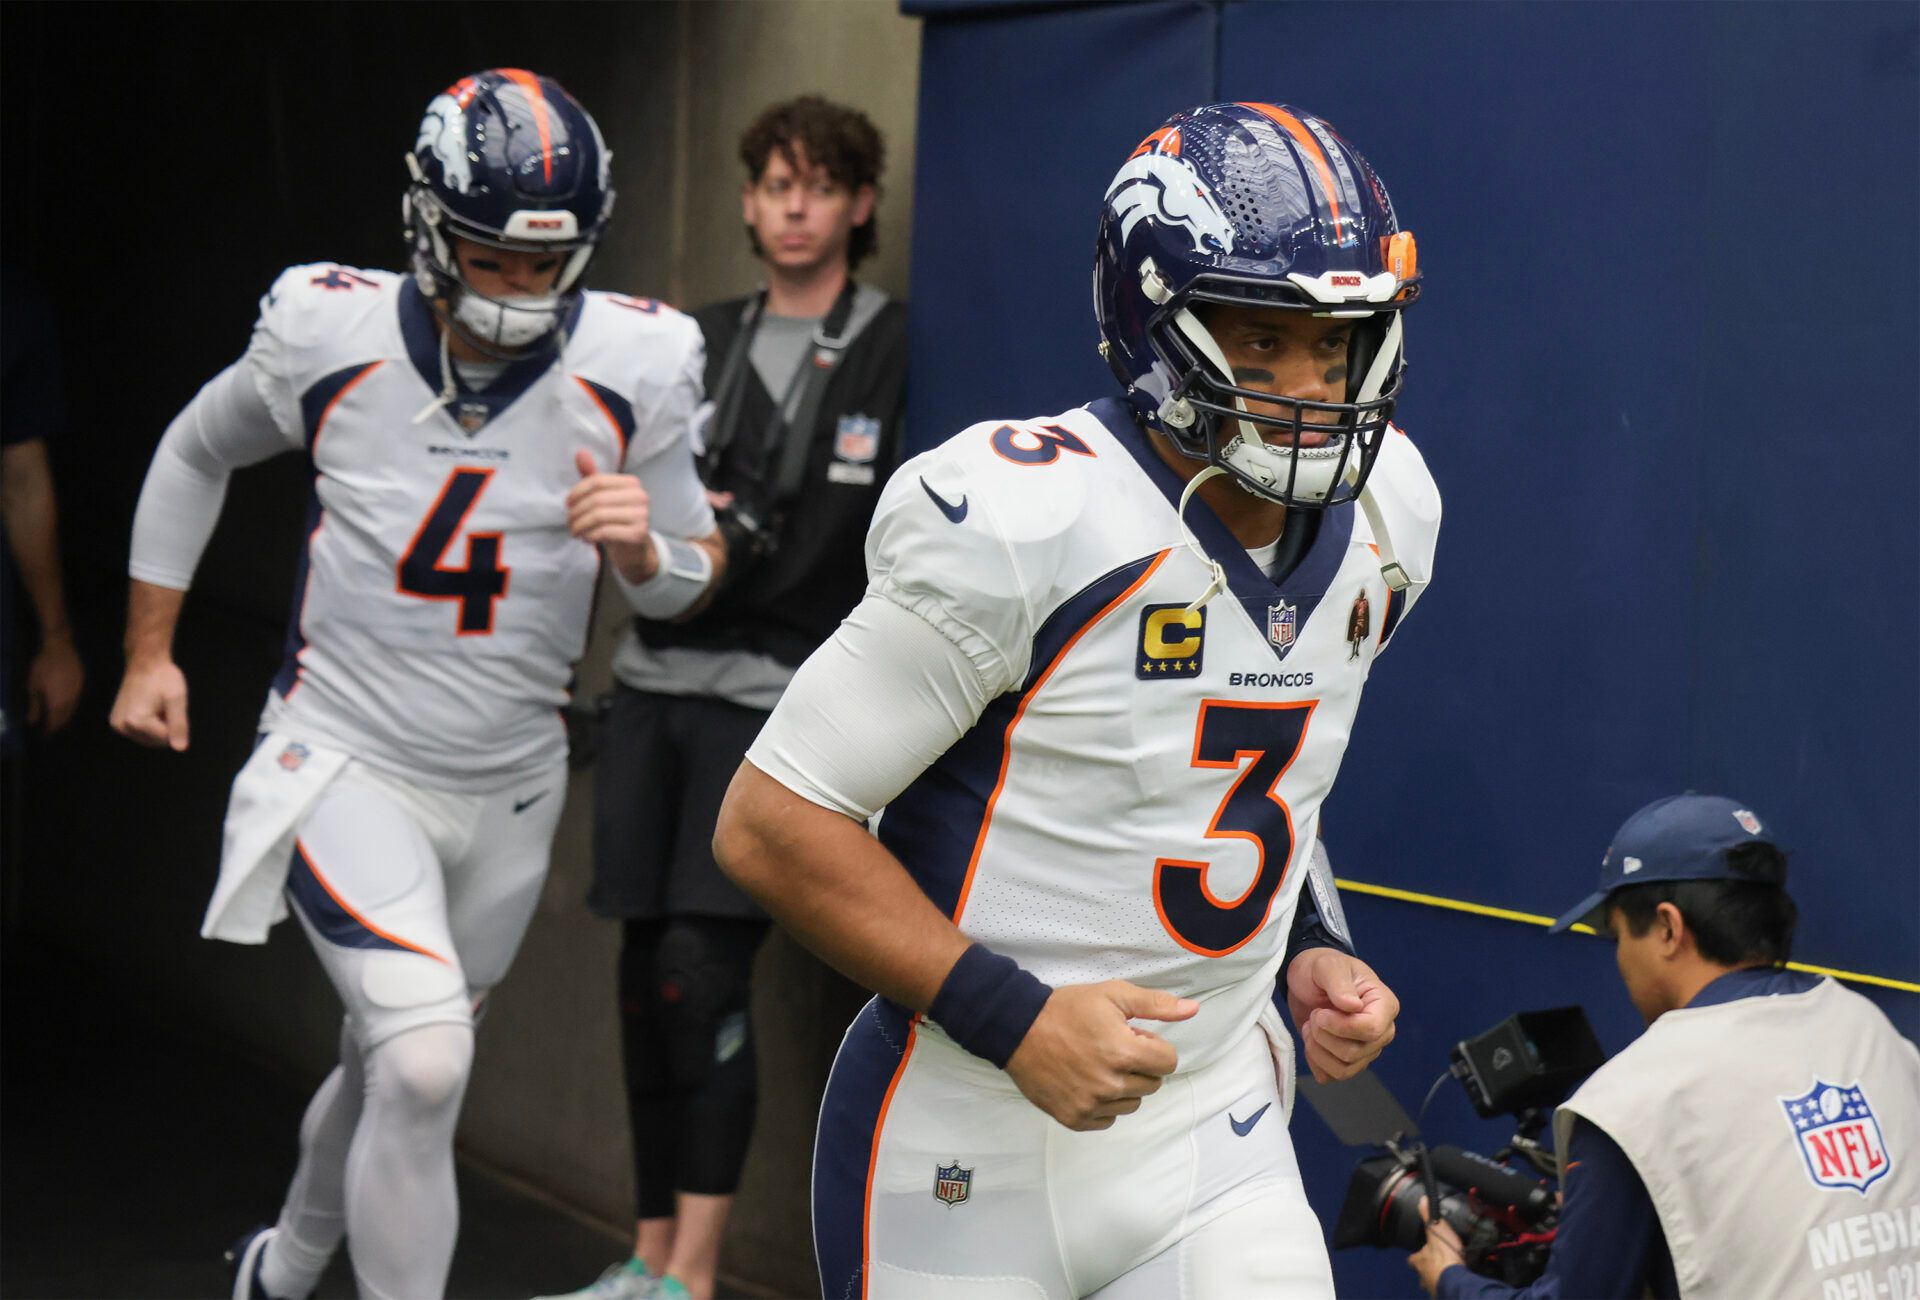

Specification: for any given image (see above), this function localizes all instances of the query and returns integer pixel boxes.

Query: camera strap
[768,279,859,507]
[700,280,859,516]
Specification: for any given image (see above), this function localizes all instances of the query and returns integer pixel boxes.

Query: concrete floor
[0,948,692,1300]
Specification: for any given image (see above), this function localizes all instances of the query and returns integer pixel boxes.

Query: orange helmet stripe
[1238,102,1342,230]
[498,67,555,184]
[1129,125,1183,159]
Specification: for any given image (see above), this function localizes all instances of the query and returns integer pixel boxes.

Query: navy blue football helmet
[1094,103,1420,507]
[404,69,614,352]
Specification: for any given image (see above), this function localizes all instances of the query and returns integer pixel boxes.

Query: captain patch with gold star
[1137,603,1206,680]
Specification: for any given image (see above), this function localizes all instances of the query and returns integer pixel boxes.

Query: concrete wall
[2,3,918,1297]
[461,6,922,1297]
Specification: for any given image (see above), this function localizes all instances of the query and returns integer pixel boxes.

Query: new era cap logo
[1621,856,1642,875]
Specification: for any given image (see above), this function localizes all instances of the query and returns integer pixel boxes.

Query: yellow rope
[1333,878,1920,995]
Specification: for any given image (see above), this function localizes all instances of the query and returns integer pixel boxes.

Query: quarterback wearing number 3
[111,71,723,1300]
[716,102,1440,1298]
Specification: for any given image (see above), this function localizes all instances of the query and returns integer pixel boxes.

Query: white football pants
[815,998,1333,1299]
[247,753,564,1300]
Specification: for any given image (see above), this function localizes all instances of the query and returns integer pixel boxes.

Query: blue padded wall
[909,4,1917,1294]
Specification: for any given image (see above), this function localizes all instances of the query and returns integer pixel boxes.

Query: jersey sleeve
[616,308,714,541]
[244,265,341,446]
[747,593,994,820]
[128,339,304,590]
[863,440,1040,699]
[1361,428,1442,645]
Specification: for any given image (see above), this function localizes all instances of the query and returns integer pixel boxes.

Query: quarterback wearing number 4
[111,71,724,1300]
[716,102,1439,1298]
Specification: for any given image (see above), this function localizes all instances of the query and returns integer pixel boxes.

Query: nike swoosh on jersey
[920,476,968,524]
[512,790,550,814]
[1229,1102,1272,1137]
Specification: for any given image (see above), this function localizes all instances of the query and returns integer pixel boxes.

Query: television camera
[1298,1007,1605,1286]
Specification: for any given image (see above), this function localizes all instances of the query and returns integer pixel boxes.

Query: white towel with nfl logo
[201,732,350,943]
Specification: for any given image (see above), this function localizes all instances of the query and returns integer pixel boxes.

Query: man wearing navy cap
[1411,794,1920,1299]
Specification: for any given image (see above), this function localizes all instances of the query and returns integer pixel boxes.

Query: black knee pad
[652,919,763,1091]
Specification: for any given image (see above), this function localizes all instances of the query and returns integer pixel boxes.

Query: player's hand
[110,656,189,751]
[1408,1196,1466,1296]
[1004,980,1198,1131]
[568,450,657,583]
[26,630,84,733]
[1285,948,1399,1083]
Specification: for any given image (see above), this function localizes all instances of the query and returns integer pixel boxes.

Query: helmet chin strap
[1346,312,1415,591]
[1177,465,1230,613]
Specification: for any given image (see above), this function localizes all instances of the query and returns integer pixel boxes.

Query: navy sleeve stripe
[878,550,1169,923]
[575,375,635,459]
[298,360,384,450]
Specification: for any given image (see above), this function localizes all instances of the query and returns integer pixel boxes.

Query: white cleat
[225,1224,301,1300]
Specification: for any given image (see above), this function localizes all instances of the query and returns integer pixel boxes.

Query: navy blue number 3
[398,468,509,634]
[1154,699,1317,957]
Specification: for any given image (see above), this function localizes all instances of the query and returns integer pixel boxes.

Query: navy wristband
[928,943,1054,1068]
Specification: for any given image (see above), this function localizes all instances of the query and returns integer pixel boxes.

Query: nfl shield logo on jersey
[1780,1080,1892,1194]
[278,741,311,772]
[933,1161,972,1207]
[1267,600,1298,657]
[834,414,881,464]
[456,400,491,435]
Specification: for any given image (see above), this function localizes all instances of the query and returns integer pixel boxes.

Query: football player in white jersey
[108,70,725,1300]
[714,103,1440,1298]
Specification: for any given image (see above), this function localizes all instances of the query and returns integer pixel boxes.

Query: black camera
[715,500,779,569]
[1300,1006,1604,1286]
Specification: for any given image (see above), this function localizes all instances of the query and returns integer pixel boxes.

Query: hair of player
[1610,843,1798,966]
[739,95,885,268]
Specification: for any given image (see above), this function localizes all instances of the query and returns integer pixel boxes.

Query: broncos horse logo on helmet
[403,69,615,355]
[1094,102,1420,509]
[1105,148,1237,257]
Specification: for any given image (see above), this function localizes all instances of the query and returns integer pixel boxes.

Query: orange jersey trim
[951,549,1172,927]
[295,838,451,965]
[860,1020,919,1298]
[312,361,383,452]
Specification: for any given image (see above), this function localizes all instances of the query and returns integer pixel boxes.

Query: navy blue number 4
[1154,699,1317,957]
[397,468,509,634]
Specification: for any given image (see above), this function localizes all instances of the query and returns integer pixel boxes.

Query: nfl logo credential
[1780,1080,1892,1194]
[1267,600,1298,658]
[933,1161,972,1207]
[834,414,881,464]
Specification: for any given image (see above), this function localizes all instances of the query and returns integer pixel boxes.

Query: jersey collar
[397,279,581,432]
[1088,396,1355,650]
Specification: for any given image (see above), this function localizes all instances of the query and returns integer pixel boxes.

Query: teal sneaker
[532,1257,658,1300]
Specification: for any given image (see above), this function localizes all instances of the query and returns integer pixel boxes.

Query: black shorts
[588,684,770,921]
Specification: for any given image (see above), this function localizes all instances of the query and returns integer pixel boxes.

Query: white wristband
[618,533,714,619]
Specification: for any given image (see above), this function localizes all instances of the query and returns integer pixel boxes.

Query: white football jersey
[870,398,1440,1072]
[242,263,709,788]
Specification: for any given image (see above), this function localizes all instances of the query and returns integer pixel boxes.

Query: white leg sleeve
[343,1023,476,1300]
[262,1023,362,1297]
